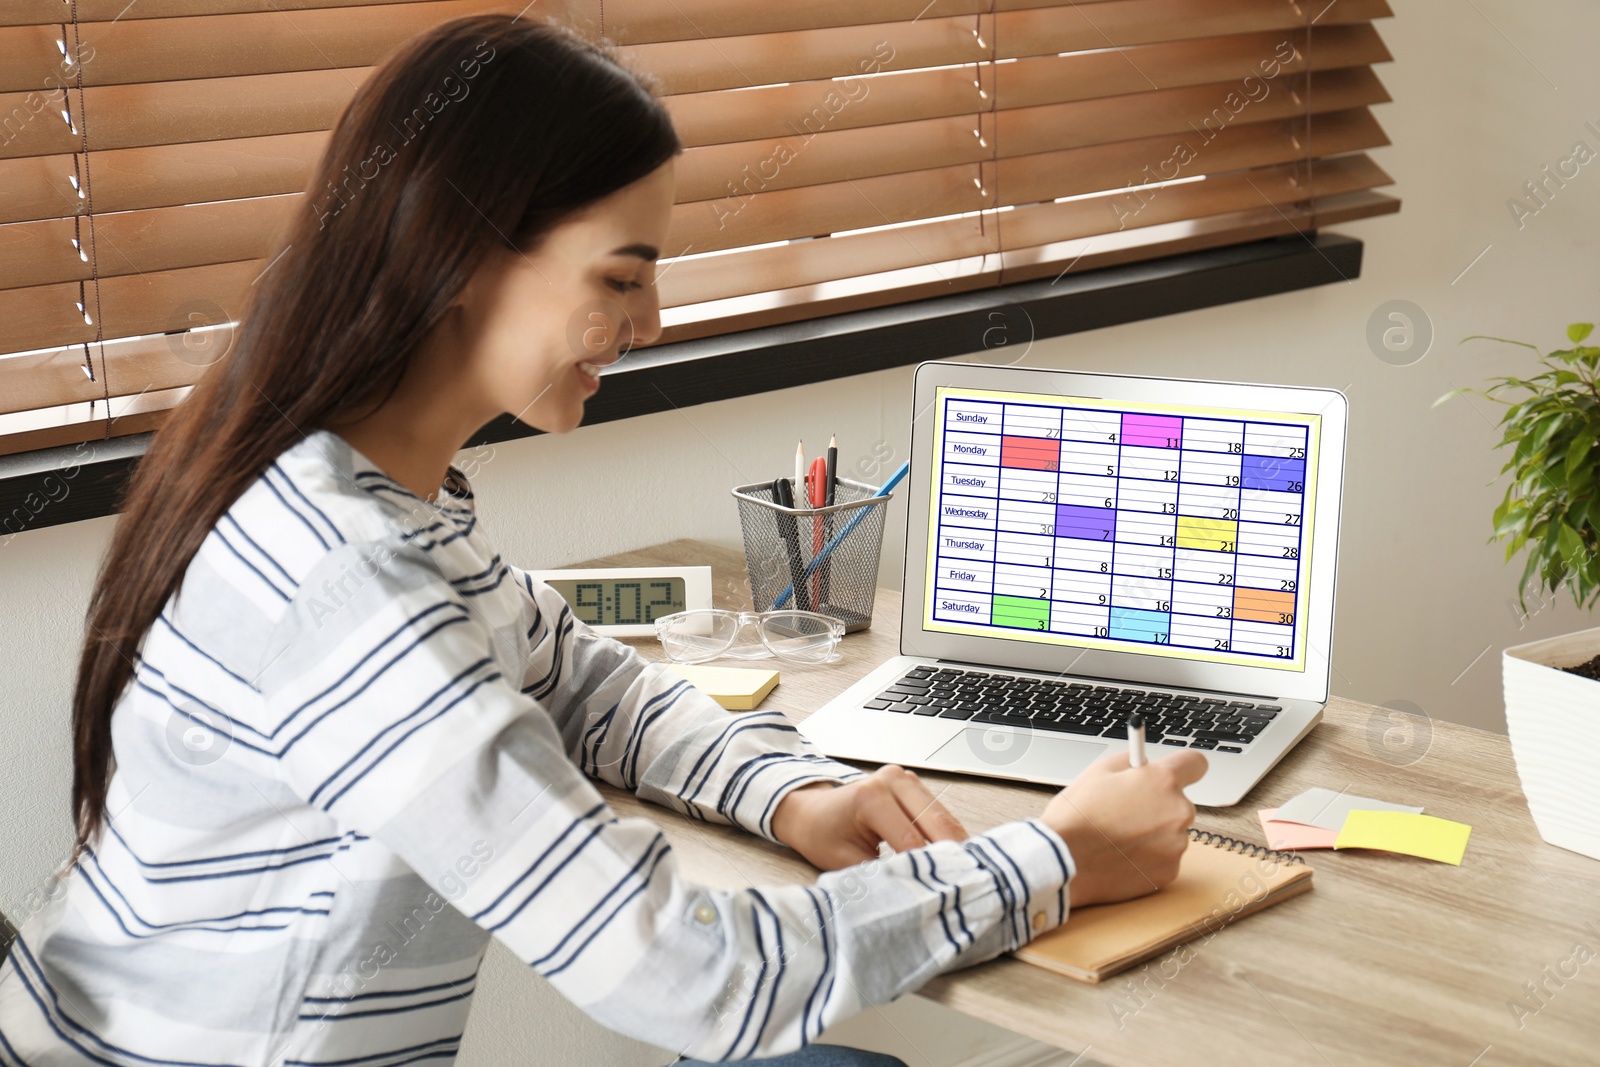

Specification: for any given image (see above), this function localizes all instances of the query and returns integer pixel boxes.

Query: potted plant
[1442,321,1600,860]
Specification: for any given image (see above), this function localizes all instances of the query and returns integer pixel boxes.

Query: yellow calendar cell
[1176,515,1238,552]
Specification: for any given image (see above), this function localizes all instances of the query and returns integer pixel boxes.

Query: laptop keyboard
[863,666,1280,753]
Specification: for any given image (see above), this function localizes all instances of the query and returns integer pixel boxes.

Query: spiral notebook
[1013,828,1314,983]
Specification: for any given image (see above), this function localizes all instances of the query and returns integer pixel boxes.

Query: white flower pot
[1503,626,1600,861]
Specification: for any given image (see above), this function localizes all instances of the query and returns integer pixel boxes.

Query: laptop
[798,361,1348,807]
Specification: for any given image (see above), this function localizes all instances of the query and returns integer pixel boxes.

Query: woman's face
[457,158,676,434]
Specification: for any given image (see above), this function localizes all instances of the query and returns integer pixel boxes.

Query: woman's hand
[771,764,969,870]
[1040,748,1207,908]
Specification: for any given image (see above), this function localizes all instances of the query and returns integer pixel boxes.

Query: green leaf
[1493,505,1528,538]
[1525,415,1567,464]
[1521,549,1544,601]
[1569,323,1595,344]
[1542,522,1564,575]
[1558,523,1585,566]
[1431,387,1474,410]
[1568,436,1599,481]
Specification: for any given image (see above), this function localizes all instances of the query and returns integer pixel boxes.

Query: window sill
[0,232,1361,534]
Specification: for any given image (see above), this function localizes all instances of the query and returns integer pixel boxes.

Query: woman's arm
[509,565,870,843]
[261,542,1075,1060]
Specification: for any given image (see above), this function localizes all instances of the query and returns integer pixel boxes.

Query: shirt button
[694,902,717,925]
[1032,910,1048,931]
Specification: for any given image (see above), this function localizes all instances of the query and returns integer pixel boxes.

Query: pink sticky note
[1258,807,1341,850]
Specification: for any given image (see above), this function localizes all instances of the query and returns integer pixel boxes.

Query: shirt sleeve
[506,564,869,844]
[260,540,1077,1061]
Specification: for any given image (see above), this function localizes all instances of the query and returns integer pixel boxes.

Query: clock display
[547,577,686,627]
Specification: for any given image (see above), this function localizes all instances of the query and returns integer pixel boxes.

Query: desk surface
[579,540,1599,1067]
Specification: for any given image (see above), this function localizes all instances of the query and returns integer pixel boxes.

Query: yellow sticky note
[1334,810,1472,865]
[663,664,779,711]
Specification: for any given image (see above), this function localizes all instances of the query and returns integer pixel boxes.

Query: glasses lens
[657,610,739,663]
[759,612,842,662]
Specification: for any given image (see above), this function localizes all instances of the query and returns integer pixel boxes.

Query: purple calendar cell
[1054,503,1115,542]
[1242,454,1307,492]
[1121,413,1183,449]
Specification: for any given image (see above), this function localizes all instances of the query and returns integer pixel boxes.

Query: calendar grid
[928,390,1315,669]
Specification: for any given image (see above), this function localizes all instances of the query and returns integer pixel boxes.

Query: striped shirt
[0,429,1075,1066]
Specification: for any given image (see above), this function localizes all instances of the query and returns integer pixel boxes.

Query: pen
[824,434,837,507]
[822,434,838,605]
[771,473,809,611]
[1127,712,1146,768]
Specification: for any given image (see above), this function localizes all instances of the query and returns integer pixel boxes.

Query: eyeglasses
[654,609,845,664]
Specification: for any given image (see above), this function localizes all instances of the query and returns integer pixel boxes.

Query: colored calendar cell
[1110,607,1171,642]
[1176,515,1238,552]
[993,594,1051,630]
[930,392,1313,665]
[1233,587,1296,624]
[1242,454,1306,492]
[1121,414,1183,448]
[1054,503,1115,541]
[1001,435,1061,471]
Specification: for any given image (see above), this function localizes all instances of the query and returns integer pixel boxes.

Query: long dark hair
[70,15,680,853]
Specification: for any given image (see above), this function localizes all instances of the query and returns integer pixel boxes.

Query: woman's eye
[606,278,642,293]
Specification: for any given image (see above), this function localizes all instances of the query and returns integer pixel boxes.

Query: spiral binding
[1188,827,1308,865]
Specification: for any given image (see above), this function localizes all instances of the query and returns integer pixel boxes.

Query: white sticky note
[1273,787,1423,832]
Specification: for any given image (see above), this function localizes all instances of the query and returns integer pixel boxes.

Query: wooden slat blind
[0,0,1398,455]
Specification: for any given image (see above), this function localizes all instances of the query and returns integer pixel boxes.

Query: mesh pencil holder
[731,477,892,633]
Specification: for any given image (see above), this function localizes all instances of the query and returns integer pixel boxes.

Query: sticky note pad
[1258,808,1340,850]
[1274,787,1424,832]
[664,664,779,711]
[1335,810,1472,865]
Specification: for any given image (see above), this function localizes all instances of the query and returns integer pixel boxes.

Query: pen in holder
[732,477,892,633]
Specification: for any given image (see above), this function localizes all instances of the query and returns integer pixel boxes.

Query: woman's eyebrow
[609,243,659,261]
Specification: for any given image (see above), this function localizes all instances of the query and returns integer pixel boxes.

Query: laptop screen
[923,385,1321,673]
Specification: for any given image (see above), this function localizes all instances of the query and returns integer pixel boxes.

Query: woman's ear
[452,244,519,316]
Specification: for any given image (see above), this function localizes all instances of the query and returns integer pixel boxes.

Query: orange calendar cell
[1233,587,1296,624]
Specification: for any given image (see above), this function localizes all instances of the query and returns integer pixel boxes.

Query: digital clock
[521,565,713,637]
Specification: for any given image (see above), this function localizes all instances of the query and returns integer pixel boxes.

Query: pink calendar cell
[1121,414,1183,449]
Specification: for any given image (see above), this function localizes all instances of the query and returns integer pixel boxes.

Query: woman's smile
[575,353,619,392]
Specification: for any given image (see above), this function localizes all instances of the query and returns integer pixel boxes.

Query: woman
[0,16,1204,1065]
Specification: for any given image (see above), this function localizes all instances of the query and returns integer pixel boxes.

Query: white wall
[4,1,1597,1062]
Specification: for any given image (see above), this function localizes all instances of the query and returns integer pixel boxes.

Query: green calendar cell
[992,594,1051,630]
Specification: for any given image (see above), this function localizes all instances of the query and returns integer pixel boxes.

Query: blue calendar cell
[1110,607,1171,643]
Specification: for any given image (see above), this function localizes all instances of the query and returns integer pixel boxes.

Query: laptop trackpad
[927,728,1107,782]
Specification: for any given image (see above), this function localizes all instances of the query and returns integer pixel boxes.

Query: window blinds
[0,0,1397,455]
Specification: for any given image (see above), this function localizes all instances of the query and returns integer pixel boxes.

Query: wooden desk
[578,540,1599,1067]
